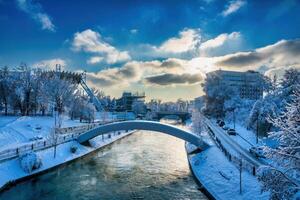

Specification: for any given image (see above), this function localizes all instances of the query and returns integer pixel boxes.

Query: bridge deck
[77,120,209,149]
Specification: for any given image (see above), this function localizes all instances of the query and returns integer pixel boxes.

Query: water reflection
[0,128,207,200]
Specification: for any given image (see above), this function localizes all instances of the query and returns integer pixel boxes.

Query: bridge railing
[55,119,125,135]
[0,131,80,162]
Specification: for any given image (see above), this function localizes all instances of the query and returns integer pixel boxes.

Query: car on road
[218,120,225,127]
[249,146,266,158]
[223,126,229,131]
[29,135,44,141]
[227,128,236,135]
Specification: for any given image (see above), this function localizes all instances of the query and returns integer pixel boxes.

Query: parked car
[227,128,236,135]
[249,146,266,158]
[29,136,44,141]
[218,120,225,127]
[223,126,229,130]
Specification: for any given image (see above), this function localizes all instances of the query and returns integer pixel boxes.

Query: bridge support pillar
[80,140,91,147]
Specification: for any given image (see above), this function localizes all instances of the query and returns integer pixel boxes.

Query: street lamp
[228,107,236,129]
[233,108,236,130]
[256,113,259,144]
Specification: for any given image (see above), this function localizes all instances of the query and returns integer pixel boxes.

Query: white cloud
[130,29,242,59]
[85,33,300,88]
[130,29,138,34]
[85,37,300,100]
[222,0,246,17]
[200,32,240,50]
[16,0,55,32]
[86,61,142,87]
[87,56,104,64]
[33,58,66,70]
[106,51,131,64]
[199,32,243,56]
[86,58,192,88]
[72,29,131,64]
[36,13,55,32]
[158,29,201,53]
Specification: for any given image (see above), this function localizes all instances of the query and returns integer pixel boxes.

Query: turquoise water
[0,130,207,200]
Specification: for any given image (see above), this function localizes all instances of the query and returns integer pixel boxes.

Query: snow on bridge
[77,120,209,149]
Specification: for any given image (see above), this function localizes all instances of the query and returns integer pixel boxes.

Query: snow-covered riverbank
[186,141,270,200]
[0,130,135,191]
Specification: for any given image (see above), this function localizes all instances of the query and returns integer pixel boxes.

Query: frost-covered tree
[45,73,77,114]
[80,102,96,123]
[224,95,256,126]
[202,72,235,118]
[258,87,300,199]
[0,66,11,115]
[191,110,204,135]
[132,100,147,116]
[9,64,40,115]
[37,77,50,115]
[69,93,96,123]
[248,68,300,134]
[281,68,300,90]
[247,95,280,133]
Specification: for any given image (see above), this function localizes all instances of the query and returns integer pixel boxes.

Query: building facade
[206,70,264,100]
[116,92,146,113]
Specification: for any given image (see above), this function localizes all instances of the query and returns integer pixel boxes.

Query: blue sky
[0,0,300,101]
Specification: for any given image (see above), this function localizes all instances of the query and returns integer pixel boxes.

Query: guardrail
[203,116,260,176]
[0,132,80,162]
[55,119,125,135]
[0,119,125,162]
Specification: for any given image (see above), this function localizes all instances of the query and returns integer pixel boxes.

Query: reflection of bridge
[77,120,209,149]
[154,111,191,122]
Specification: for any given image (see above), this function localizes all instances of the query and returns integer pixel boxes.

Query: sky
[0,0,300,101]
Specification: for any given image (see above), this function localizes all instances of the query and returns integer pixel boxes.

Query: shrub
[70,145,78,154]
[19,152,42,173]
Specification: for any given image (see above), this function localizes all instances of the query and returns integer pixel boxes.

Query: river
[0,124,207,200]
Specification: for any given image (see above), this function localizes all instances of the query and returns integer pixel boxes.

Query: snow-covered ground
[0,115,88,151]
[0,130,135,190]
[186,140,270,200]
[0,112,133,151]
[186,117,272,200]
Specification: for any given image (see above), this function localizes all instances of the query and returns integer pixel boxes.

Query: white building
[206,70,264,99]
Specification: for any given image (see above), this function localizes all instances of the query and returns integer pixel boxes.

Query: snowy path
[0,117,19,127]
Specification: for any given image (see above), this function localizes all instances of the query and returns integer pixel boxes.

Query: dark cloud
[216,39,300,68]
[160,59,184,69]
[86,63,140,87]
[117,64,137,78]
[86,73,118,87]
[144,73,203,86]
[217,52,262,67]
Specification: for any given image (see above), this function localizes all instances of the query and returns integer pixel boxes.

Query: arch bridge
[77,120,209,149]
[155,111,191,122]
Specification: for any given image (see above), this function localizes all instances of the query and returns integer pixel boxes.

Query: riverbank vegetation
[0,65,95,122]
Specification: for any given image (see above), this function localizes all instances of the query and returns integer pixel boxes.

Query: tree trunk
[4,98,8,116]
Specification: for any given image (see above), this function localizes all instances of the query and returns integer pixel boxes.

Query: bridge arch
[77,120,208,148]
[155,112,191,122]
